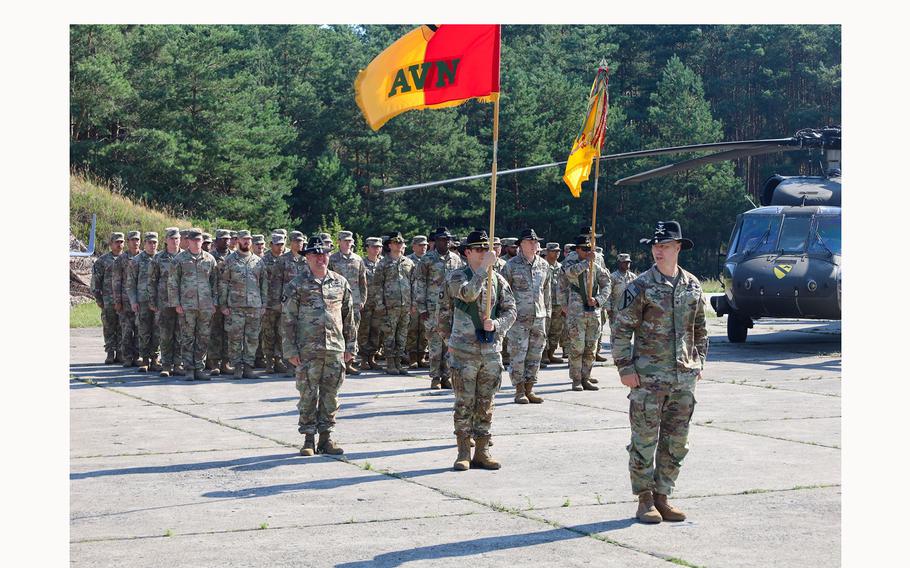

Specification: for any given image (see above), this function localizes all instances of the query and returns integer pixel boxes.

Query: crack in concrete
[71,446,278,460]
[694,422,840,449]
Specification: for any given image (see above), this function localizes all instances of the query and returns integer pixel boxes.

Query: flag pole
[588,144,601,300]
[484,96,501,321]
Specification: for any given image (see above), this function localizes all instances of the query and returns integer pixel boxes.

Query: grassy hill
[70,172,212,248]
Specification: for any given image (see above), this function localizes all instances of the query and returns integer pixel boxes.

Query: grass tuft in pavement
[71,302,101,328]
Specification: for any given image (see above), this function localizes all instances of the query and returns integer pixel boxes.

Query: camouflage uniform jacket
[611,265,708,384]
[414,249,464,315]
[547,261,563,306]
[439,267,517,354]
[562,250,605,270]
[91,252,121,307]
[111,251,137,306]
[493,257,507,273]
[329,251,368,307]
[560,259,612,319]
[148,249,179,309]
[126,250,156,306]
[260,251,284,308]
[219,251,268,308]
[167,250,218,310]
[281,269,356,356]
[274,252,307,304]
[608,269,638,313]
[373,255,415,309]
[362,256,382,308]
[501,253,552,321]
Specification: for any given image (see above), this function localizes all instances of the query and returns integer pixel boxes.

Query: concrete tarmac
[70,316,841,567]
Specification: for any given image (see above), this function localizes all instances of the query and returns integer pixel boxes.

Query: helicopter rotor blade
[600,138,798,162]
[613,143,802,186]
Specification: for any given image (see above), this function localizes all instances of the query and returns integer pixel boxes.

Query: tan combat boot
[159,366,171,378]
[104,351,116,365]
[299,434,316,457]
[539,357,548,369]
[572,379,583,391]
[595,352,608,362]
[219,361,234,376]
[345,361,361,375]
[514,384,529,404]
[525,383,544,404]
[430,377,442,390]
[588,377,599,384]
[408,352,420,369]
[470,436,501,469]
[636,491,663,524]
[273,357,289,374]
[653,493,686,521]
[367,353,379,370]
[317,431,344,455]
[454,434,472,471]
[581,378,600,391]
[149,358,162,372]
[242,365,258,379]
[439,376,451,388]
[136,358,149,373]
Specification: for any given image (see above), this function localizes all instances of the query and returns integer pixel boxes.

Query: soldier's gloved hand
[587,297,597,307]
[480,251,497,272]
[175,306,185,315]
[221,307,231,316]
[620,373,640,388]
[132,303,139,313]
[483,318,496,332]
[288,355,301,367]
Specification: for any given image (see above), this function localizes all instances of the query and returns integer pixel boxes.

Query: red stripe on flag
[423,24,500,105]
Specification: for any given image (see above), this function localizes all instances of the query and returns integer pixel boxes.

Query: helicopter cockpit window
[777,216,812,253]
[736,215,782,255]
[809,216,841,255]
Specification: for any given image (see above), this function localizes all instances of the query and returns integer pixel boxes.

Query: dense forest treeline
[70,24,840,276]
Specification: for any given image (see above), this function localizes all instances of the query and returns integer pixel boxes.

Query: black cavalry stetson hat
[578,225,603,238]
[639,220,694,250]
[303,236,331,255]
[574,233,593,248]
[459,229,490,253]
[433,226,455,240]
[517,228,545,243]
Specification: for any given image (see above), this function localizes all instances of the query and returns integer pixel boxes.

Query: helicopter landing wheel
[727,315,750,343]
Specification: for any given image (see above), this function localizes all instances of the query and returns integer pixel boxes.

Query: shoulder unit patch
[620,283,639,310]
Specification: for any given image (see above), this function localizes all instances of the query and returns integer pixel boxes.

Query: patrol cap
[387,231,405,243]
[290,231,305,241]
[595,246,603,254]
[185,227,204,239]
[229,230,238,238]
[165,227,181,239]
[272,229,288,237]
[411,235,428,245]
[365,237,382,247]
[202,233,213,243]
[501,237,518,247]
[215,229,231,240]
[618,253,632,262]
[126,230,141,240]
[252,234,266,245]
[235,230,252,239]
[180,229,190,238]
[546,242,561,252]
[271,233,286,244]
[318,232,333,246]
[492,236,501,245]
[338,231,355,242]
[110,232,125,242]
[143,232,158,242]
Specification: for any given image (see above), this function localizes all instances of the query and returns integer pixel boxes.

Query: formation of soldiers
[90,219,707,524]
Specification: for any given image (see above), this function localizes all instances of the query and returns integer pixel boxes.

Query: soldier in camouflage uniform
[491,237,507,273]
[329,231,368,375]
[251,234,265,257]
[359,237,384,369]
[207,229,232,375]
[149,228,182,377]
[201,233,213,253]
[283,236,356,457]
[612,221,708,524]
[228,230,238,252]
[91,232,125,363]
[219,230,269,379]
[414,227,463,389]
[374,232,415,375]
[179,229,191,252]
[274,231,308,375]
[317,232,334,253]
[500,228,551,404]
[258,233,288,374]
[561,233,612,392]
[127,232,160,372]
[543,242,566,364]
[438,230,517,470]
[405,235,429,368]
[112,230,141,366]
[168,228,219,381]
[608,253,637,327]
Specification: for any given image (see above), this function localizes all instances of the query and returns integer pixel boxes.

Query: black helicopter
[380,126,842,343]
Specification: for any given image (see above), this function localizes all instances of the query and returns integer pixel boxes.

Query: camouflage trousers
[358,303,382,356]
[136,302,159,360]
[627,379,697,496]
[381,306,411,360]
[547,307,566,353]
[258,308,283,362]
[451,349,503,437]
[118,308,139,360]
[226,307,263,368]
[179,309,213,371]
[208,309,228,365]
[566,312,601,383]
[406,305,428,356]
[424,305,451,380]
[596,308,608,352]
[295,351,345,435]
[101,303,121,354]
[157,306,179,367]
[506,316,547,386]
